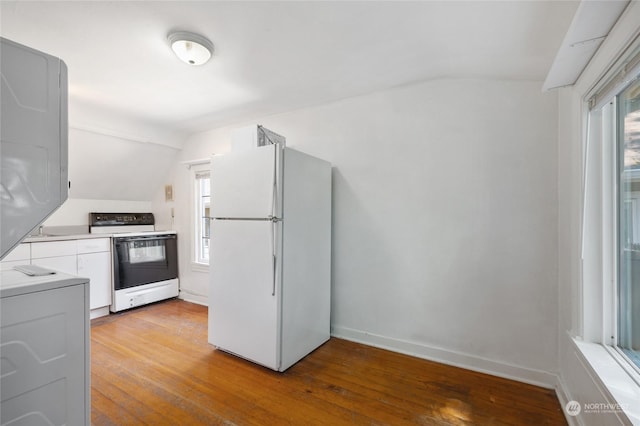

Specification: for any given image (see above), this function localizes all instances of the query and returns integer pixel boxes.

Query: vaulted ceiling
[1,1,579,139]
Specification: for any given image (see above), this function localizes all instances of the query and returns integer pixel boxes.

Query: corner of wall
[555,370,583,426]
[332,325,559,390]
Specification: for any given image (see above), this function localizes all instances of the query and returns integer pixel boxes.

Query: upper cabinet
[0,37,68,260]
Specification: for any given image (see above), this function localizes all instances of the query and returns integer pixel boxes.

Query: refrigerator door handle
[271,143,278,219]
[271,220,277,296]
[211,216,278,221]
[272,253,277,296]
[212,217,281,221]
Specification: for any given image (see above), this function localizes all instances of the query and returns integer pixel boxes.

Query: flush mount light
[167,31,213,66]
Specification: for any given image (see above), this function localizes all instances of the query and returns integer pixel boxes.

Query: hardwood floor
[90,299,567,425]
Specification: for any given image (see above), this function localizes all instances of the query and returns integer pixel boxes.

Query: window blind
[195,170,210,180]
[589,35,640,110]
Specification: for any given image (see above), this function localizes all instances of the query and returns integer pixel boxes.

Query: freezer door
[211,144,280,219]
[208,220,280,370]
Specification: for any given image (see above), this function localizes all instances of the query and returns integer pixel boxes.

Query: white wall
[66,127,178,202]
[44,198,153,227]
[151,127,230,303]
[155,77,560,386]
[39,122,179,229]
[69,98,185,150]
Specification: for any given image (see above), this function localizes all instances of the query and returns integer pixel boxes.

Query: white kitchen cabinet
[31,240,77,259]
[78,251,111,310]
[31,240,78,276]
[77,238,111,312]
[33,255,77,276]
[1,270,89,425]
[29,237,112,317]
[77,238,110,254]
[0,243,30,271]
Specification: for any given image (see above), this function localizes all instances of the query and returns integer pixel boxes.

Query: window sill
[573,338,640,424]
[191,262,209,273]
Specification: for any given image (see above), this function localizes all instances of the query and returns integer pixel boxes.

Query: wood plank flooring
[90,299,567,425]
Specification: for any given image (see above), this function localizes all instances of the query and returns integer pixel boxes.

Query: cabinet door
[32,255,77,276]
[31,240,76,259]
[0,260,29,272]
[1,243,30,262]
[78,252,111,309]
[77,238,110,254]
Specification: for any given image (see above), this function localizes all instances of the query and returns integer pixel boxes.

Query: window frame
[582,62,640,386]
[570,6,640,422]
[614,78,640,377]
[578,65,640,425]
[190,162,211,271]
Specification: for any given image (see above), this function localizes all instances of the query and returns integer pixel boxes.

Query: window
[194,168,211,265]
[583,61,640,383]
[576,13,640,420]
[583,43,640,380]
[617,78,640,369]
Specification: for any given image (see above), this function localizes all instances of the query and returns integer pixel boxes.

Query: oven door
[113,234,178,290]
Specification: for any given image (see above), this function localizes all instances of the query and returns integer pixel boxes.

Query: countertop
[24,233,110,243]
[0,269,88,297]
[23,229,177,243]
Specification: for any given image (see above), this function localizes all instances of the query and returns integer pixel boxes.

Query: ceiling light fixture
[167,31,213,66]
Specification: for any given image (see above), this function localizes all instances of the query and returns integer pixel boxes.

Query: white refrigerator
[208,143,331,371]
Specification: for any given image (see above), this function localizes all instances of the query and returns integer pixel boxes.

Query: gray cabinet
[0,37,68,260]
[0,271,89,425]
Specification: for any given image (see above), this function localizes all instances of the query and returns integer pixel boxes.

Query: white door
[208,220,279,370]
[77,252,111,310]
[211,144,279,219]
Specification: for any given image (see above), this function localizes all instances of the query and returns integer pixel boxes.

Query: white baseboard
[331,325,558,389]
[90,306,110,320]
[178,290,208,306]
[555,375,583,426]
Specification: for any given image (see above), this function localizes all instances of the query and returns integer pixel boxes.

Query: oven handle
[115,235,176,243]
